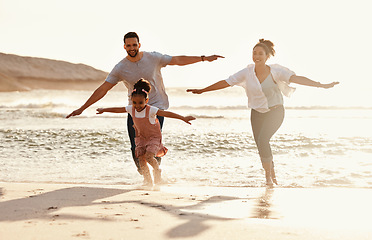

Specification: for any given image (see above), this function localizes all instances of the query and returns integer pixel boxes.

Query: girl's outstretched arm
[96,107,127,114]
[157,110,196,125]
[187,80,230,94]
[289,76,339,89]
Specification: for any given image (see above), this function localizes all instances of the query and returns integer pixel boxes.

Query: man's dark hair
[124,32,139,43]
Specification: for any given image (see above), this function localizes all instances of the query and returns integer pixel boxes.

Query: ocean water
[1,88,372,188]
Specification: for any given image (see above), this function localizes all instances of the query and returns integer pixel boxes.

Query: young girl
[97,79,195,187]
[187,39,339,187]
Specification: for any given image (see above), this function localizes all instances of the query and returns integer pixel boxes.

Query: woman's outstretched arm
[289,76,339,89]
[186,80,230,94]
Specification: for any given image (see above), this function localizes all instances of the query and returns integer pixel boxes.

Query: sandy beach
[1,182,371,240]
[2,89,372,240]
[2,1,372,239]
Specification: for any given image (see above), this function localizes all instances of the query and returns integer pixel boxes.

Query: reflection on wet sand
[252,188,276,219]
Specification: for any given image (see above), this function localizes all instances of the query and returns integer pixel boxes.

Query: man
[66,32,223,173]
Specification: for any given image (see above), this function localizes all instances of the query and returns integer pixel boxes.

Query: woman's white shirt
[226,64,296,113]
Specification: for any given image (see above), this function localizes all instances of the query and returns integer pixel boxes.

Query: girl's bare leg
[145,152,162,184]
[139,155,152,186]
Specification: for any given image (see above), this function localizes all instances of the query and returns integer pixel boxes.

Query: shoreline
[0,78,127,92]
[1,182,372,240]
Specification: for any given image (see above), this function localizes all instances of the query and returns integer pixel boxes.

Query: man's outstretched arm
[66,81,115,118]
[168,55,224,66]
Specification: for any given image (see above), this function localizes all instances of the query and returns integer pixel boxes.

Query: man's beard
[127,49,138,58]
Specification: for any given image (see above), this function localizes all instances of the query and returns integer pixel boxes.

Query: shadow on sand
[0,186,130,222]
[0,185,275,238]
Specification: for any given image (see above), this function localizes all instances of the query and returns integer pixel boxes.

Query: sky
[1,0,372,107]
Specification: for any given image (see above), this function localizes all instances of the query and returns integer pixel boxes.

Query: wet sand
[1,182,371,240]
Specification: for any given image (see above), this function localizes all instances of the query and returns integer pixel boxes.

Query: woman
[187,39,339,186]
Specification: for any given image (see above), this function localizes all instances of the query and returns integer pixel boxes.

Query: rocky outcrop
[0,52,109,91]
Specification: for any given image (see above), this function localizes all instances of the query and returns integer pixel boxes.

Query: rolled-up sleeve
[273,64,295,84]
[226,68,248,86]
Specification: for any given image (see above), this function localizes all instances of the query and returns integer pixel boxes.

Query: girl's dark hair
[131,78,151,99]
[254,39,275,57]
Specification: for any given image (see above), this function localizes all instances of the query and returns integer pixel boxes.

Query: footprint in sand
[72,231,89,238]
